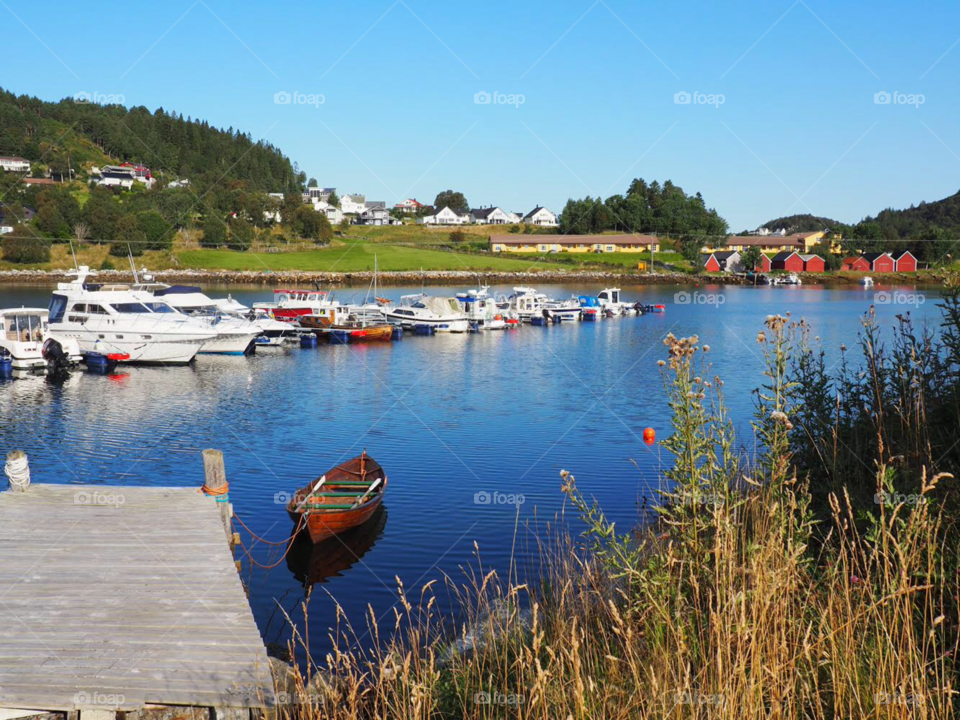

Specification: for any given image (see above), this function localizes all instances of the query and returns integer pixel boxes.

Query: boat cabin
[598,288,621,305]
[1,309,47,344]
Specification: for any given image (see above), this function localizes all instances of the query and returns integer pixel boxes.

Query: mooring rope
[4,454,30,489]
[233,512,305,569]
[199,481,230,503]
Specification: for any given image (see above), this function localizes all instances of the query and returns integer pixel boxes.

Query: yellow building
[711,231,842,254]
[489,234,660,253]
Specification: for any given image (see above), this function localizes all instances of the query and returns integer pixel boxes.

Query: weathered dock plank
[0,483,274,712]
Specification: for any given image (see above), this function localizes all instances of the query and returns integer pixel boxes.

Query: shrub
[136,210,173,251]
[200,214,227,248]
[110,214,145,256]
[449,229,467,244]
[2,233,51,264]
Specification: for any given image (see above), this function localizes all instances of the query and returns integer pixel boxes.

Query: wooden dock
[0,452,274,715]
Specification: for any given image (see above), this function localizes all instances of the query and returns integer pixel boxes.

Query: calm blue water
[0,281,944,660]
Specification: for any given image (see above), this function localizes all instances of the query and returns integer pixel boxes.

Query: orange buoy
[643,427,656,445]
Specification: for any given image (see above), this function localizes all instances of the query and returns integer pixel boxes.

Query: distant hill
[867,190,960,238]
[757,214,841,234]
[0,88,304,193]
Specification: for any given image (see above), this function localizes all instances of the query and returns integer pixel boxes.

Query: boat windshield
[110,302,154,314]
[175,305,218,316]
[142,302,178,313]
[3,314,44,342]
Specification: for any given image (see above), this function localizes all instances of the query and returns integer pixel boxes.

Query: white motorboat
[219,300,297,346]
[861,276,875,287]
[597,288,630,316]
[780,274,802,286]
[47,267,216,364]
[384,294,469,332]
[505,286,548,323]
[542,296,582,322]
[132,285,260,355]
[0,308,82,371]
[456,286,507,330]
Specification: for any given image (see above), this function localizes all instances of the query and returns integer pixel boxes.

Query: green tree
[2,231,51,264]
[810,242,842,270]
[327,191,340,208]
[920,226,957,266]
[338,217,351,234]
[110,214,146,256]
[35,203,70,239]
[433,190,469,214]
[200,213,227,248]
[741,246,763,272]
[228,216,255,251]
[136,210,173,251]
[308,178,318,188]
[80,187,122,243]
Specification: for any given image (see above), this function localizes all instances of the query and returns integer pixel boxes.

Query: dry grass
[262,307,960,719]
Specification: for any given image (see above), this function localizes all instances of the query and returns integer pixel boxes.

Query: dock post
[5,450,30,492]
[202,448,232,542]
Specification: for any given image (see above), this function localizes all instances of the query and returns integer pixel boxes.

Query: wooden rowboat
[286,452,387,544]
[329,322,393,342]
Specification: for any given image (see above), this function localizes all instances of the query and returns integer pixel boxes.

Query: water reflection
[285,505,388,589]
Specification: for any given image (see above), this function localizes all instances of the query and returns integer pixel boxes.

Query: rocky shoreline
[0,267,940,287]
[0,267,739,286]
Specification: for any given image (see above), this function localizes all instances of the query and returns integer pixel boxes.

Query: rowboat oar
[294,475,326,512]
[352,478,382,507]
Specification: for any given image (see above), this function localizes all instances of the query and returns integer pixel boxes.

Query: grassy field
[177,241,558,272]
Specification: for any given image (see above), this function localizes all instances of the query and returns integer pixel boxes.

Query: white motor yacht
[47,267,216,364]
[383,294,469,332]
[0,308,82,371]
[213,296,297,346]
[139,285,260,355]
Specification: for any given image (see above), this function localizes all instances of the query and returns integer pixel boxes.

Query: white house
[356,205,396,226]
[505,211,522,224]
[93,165,136,189]
[470,206,512,225]
[340,194,367,215]
[0,156,31,173]
[314,201,343,225]
[522,206,558,227]
[394,198,425,215]
[421,206,469,225]
[305,187,336,203]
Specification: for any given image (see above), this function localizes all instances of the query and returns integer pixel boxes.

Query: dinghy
[286,452,387,543]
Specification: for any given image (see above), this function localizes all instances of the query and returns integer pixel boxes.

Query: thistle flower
[770,410,794,430]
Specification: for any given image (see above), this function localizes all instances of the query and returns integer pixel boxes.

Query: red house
[863,252,894,273]
[842,256,870,272]
[771,251,804,272]
[891,250,918,272]
[799,254,825,272]
[756,254,772,272]
[702,253,722,272]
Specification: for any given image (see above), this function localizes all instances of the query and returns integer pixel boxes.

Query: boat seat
[306,492,369,498]
[323,480,375,486]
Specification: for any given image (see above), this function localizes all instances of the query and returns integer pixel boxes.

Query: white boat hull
[55,332,208,364]
[199,332,259,355]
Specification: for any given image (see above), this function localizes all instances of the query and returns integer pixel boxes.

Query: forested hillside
[757,214,841,234]
[0,89,304,193]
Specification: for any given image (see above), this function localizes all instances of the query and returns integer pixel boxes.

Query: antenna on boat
[127,247,139,284]
[68,240,79,272]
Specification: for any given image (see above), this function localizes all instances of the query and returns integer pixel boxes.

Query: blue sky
[2,0,959,230]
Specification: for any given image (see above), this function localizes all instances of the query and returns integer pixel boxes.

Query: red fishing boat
[286,452,387,543]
